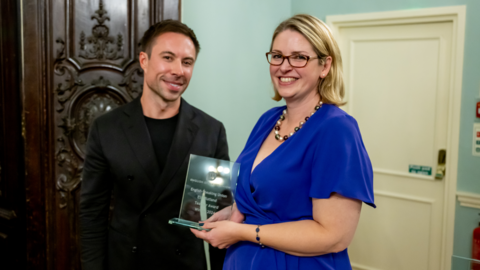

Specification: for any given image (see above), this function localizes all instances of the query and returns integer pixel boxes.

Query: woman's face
[270,30,329,101]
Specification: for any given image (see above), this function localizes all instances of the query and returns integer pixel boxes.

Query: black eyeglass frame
[265,52,320,68]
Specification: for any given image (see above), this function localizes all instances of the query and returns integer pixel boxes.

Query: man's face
[140,32,196,104]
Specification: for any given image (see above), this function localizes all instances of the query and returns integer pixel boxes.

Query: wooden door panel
[20,0,180,268]
[0,0,26,268]
[52,1,143,266]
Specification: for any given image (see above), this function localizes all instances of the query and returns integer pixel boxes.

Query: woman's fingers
[190,223,216,240]
[204,212,219,222]
[201,222,216,230]
[191,220,240,249]
[206,206,232,222]
[230,209,245,223]
[190,228,204,240]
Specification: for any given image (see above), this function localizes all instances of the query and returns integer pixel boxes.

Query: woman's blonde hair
[270,14,345,106]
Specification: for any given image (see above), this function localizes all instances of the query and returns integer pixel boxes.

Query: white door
[333,16,453,270]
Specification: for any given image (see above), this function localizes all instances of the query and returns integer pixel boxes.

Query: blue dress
[223,104,376,270]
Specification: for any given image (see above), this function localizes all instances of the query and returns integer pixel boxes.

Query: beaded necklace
[273,101,323,141]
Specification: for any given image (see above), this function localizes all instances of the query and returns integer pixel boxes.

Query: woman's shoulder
[314,104,360,133]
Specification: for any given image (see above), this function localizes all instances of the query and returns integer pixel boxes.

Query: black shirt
[144,114,179,174]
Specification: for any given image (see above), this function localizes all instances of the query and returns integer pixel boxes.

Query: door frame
[0,0,26,267]
[326,6,466,270]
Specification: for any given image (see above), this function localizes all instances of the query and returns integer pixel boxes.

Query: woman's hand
[202,203,244,223]
[229,203,245,223]
[191,203,246,249]
[190,221,244,249]
[203,206,231,223]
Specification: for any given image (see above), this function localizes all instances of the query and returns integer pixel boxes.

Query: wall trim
[457,191,480,209]
[374,168,435,182]
[327,5,466,270]
[375,190,435,205]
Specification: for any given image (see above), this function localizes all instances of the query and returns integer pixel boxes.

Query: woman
[192,14,375,270]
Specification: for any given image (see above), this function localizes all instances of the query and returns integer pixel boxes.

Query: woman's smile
[278,77,298,84]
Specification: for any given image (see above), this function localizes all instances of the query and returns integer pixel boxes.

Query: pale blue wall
[182,0,290,159]
[292,0,480,267]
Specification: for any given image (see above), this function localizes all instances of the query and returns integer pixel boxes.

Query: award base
[168,218,211,231]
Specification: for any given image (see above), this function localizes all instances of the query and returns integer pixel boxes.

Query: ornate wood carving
[54,58,85,113]
[63,0,136,72]
[120,64,144,99]
[79,0,124,60]
[56,38,65,60]
[55,136,82,209]
[54,72,126,206]
[69,87,124,158]
[20,0,181,268]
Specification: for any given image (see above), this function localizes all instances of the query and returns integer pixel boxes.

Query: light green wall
[182,0,290,160]
[292,0,480,267]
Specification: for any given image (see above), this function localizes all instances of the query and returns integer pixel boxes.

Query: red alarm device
[473,215,480,270]
[477,101,480,118]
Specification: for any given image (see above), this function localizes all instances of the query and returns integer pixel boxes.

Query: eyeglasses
[266,52,319,68]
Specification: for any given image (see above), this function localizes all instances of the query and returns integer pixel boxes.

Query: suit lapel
[141,99,199,212]
[121,97,160,187]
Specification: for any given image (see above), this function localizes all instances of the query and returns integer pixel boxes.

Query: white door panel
[336,19,453,270]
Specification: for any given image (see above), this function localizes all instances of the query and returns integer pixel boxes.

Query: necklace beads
[273,101,323,141]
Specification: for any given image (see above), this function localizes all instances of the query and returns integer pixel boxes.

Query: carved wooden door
[0,0,25,268]
[21,0,180,269]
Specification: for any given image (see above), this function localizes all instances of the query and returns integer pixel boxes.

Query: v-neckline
[250,107,288,175]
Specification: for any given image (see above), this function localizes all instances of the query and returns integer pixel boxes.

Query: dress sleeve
[310,115,376,208]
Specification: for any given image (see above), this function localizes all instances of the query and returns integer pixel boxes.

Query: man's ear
[139,51,148,73]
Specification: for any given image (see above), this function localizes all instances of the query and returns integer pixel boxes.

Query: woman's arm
[191,193,362,256]
[251,193,362,256]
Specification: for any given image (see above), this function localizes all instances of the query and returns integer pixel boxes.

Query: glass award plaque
[169,154,240,231]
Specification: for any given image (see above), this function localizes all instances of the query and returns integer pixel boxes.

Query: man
[79,20,229,270]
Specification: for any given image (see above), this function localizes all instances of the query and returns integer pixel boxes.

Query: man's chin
[149,86,185,103]
[162,90,185,103]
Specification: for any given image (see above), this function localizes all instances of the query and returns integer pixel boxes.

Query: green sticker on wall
[409,165,432,176]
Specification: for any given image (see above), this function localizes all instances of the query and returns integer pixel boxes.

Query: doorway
[327,6,466,270]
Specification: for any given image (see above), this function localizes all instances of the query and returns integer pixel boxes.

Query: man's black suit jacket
[80,97,229,270]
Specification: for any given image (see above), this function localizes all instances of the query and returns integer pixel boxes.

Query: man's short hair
[139,19,201,58]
